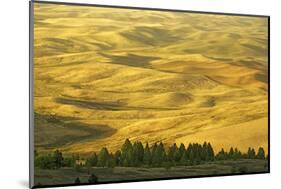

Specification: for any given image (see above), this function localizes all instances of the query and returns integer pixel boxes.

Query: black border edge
[30,1,270,188]
[33,0,269,18]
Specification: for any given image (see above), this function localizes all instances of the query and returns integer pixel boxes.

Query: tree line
[35,139,267,169]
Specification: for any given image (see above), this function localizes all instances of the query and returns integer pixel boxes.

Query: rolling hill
[33,3,268,155]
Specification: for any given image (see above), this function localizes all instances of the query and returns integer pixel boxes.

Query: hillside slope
[33,3,268,155]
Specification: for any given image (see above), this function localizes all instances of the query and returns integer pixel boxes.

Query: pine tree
[132,141,144,166]
[201,142,208,161]
[186,144,192,160]
[178,143,186,161]
[152,142,166,166]
[137,142,144,164]
[233,148,242,160]
[121,139,133,166]
[256,147,265,159]
[132,142,138,166]
[143,143,152,166]
[151,143,158,155]
[207,142,215,161]
[192,143,202,164]
[169,143,182,163]
[97,147,109,167]
[247,147,256,159]
[251,148,256,159]
[161,142,167,162]
[229,147,234,160]
[216,148,226,160]
[186,144,195,164]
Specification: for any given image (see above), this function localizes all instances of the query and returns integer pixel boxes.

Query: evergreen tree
[256,147,265,159]
[201,142,208,161]
[150,142,158,165]
[121,139,133,166]
[193,143,202,164]
[178,143,186,160]
[143,143,152,166]
[132,141,144,166]
[247,147,256,159]
[151,143,158,155]
[174,150,181,163]
[229,147,234,160]
[251,148,256,159]
[161,142,167,162]
[137,142,145,163]
[152,142,166,166]
[207,142,215,161]
[233,148,242,160]
[216,148,227,160]
[186,144,195,164]
[97,147,109,167]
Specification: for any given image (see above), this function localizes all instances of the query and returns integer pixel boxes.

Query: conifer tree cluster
[35,139,267,169]
[84,139,266,168]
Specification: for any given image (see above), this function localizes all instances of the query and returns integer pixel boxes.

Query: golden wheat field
[33,3,268,155]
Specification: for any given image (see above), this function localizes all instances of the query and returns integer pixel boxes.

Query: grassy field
[34,159,268,186]
[33,2,268,156]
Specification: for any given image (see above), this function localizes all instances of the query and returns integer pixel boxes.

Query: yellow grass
[33,3,268,155]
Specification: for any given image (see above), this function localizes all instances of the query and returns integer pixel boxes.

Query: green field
[34,159,268,186]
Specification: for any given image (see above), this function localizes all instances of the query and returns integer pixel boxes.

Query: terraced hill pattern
[33,3,268,155]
